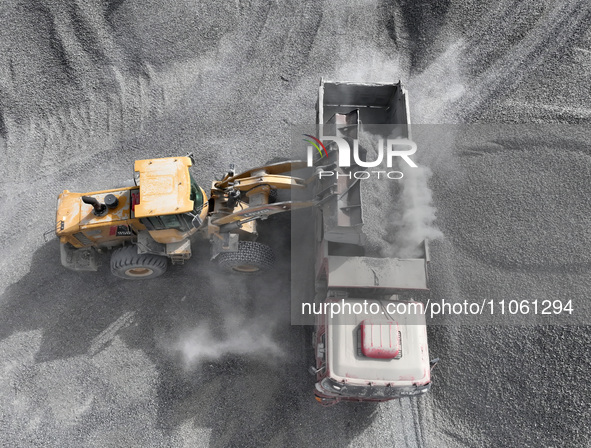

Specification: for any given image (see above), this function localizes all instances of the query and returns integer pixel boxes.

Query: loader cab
[133,157,208,237]
[137,175,205,232]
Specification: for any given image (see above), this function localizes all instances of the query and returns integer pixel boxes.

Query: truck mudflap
[60,242,99,271]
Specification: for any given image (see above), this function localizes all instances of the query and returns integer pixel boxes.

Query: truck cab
[313,298,431,404]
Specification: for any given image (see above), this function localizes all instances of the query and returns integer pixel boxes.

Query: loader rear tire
[110,245,168,280]
[216,241,275,274]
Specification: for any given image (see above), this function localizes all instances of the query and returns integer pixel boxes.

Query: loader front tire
[110,245,168,280]
[268,187,278,203]
[216,241,275,274]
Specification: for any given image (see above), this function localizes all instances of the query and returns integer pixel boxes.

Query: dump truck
[55,157,312,279]
[308,80,436,405]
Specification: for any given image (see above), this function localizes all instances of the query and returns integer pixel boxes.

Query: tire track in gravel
[451,0,591,121]
[402,0,591,124]
[415,4,591,440]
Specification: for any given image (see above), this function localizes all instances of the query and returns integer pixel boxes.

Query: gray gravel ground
[1,0,591,447]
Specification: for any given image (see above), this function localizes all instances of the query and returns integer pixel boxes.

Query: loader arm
[215,160,309,190]
[211,200,317,228]
[209,159,314,230]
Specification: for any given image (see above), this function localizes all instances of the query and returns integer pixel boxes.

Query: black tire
[268,187,278,203]
[110,245,168,280]
[216,241,275,274]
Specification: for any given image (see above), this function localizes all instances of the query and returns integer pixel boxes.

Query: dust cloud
[386,165,443,258]
[171,240,291,368]
[175,318,284,366]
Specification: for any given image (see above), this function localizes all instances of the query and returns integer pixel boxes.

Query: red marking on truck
[360,320,400,359]
[397,375,416,381]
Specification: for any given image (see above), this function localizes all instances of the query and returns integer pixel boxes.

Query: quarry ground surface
[1,0,590,447]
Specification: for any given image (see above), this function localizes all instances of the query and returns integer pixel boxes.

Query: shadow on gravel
[146,214,379,446]
[387,0,452,71]
[0,214,377,446]
[0,240,142,362]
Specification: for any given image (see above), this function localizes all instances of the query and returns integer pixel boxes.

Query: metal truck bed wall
[315,238,429,292]
[313,79,428,291]
[326,256,428,291]
[314,110,364,245]
[314,80,411,246]
[318,80,410,129]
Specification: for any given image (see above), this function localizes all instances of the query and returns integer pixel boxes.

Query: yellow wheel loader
[55,155,312,279]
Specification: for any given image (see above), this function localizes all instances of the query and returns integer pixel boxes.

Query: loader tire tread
[110,245,168,280]
[216,241,275,274]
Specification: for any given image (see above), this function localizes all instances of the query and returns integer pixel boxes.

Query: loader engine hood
[57,190,132,235]
[56,189,134,245]
[56,190,83,235]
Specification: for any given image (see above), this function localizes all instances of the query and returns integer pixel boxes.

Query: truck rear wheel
[216,241,275,273]
[110,245,168,280]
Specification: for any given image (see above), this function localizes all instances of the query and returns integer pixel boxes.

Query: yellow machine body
[56,157,209,249]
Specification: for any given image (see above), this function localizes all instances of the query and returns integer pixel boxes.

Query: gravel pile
[1,0,590,447]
